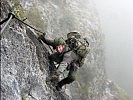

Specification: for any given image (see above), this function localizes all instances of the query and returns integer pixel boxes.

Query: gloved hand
[38,34,43,40]
[38,32,45,40]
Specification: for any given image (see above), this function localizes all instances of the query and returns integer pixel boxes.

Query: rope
[1,13,67,90]
[0,13,46,35]
[14,16,46,35]
[0,13,13,25]
[1,13,13,34]
[0,13,53,53]
[14,14,54,53]
[13,13,54,53]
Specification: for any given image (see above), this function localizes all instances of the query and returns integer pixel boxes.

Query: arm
[38,35,56,49]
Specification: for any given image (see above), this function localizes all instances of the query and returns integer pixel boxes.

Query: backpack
[66,32,90,59]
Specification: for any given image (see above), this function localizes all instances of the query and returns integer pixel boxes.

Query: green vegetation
[21,96,26,100]
[12,0,25,20]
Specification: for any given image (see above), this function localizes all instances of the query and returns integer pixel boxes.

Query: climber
[38,32,89,91]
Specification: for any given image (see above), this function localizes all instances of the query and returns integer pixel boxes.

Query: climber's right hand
[38,33,46,40]
[38,35,43,40]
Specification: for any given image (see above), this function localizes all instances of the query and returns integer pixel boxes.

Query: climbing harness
[0,13,53,53]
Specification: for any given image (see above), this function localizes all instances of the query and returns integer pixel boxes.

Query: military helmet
[67,32,81,39]
[54,37,66,46]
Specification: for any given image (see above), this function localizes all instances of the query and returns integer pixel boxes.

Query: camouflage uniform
[39,36,80,91]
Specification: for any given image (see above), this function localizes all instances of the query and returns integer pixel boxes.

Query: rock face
[1,0,132,100]
[1,1,69,100]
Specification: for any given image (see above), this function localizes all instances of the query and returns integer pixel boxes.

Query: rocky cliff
[1,0,132,100]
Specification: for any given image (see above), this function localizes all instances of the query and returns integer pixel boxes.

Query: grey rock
[1,0,131,100]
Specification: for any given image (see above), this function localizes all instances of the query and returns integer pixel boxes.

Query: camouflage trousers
[49,52,79,88]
